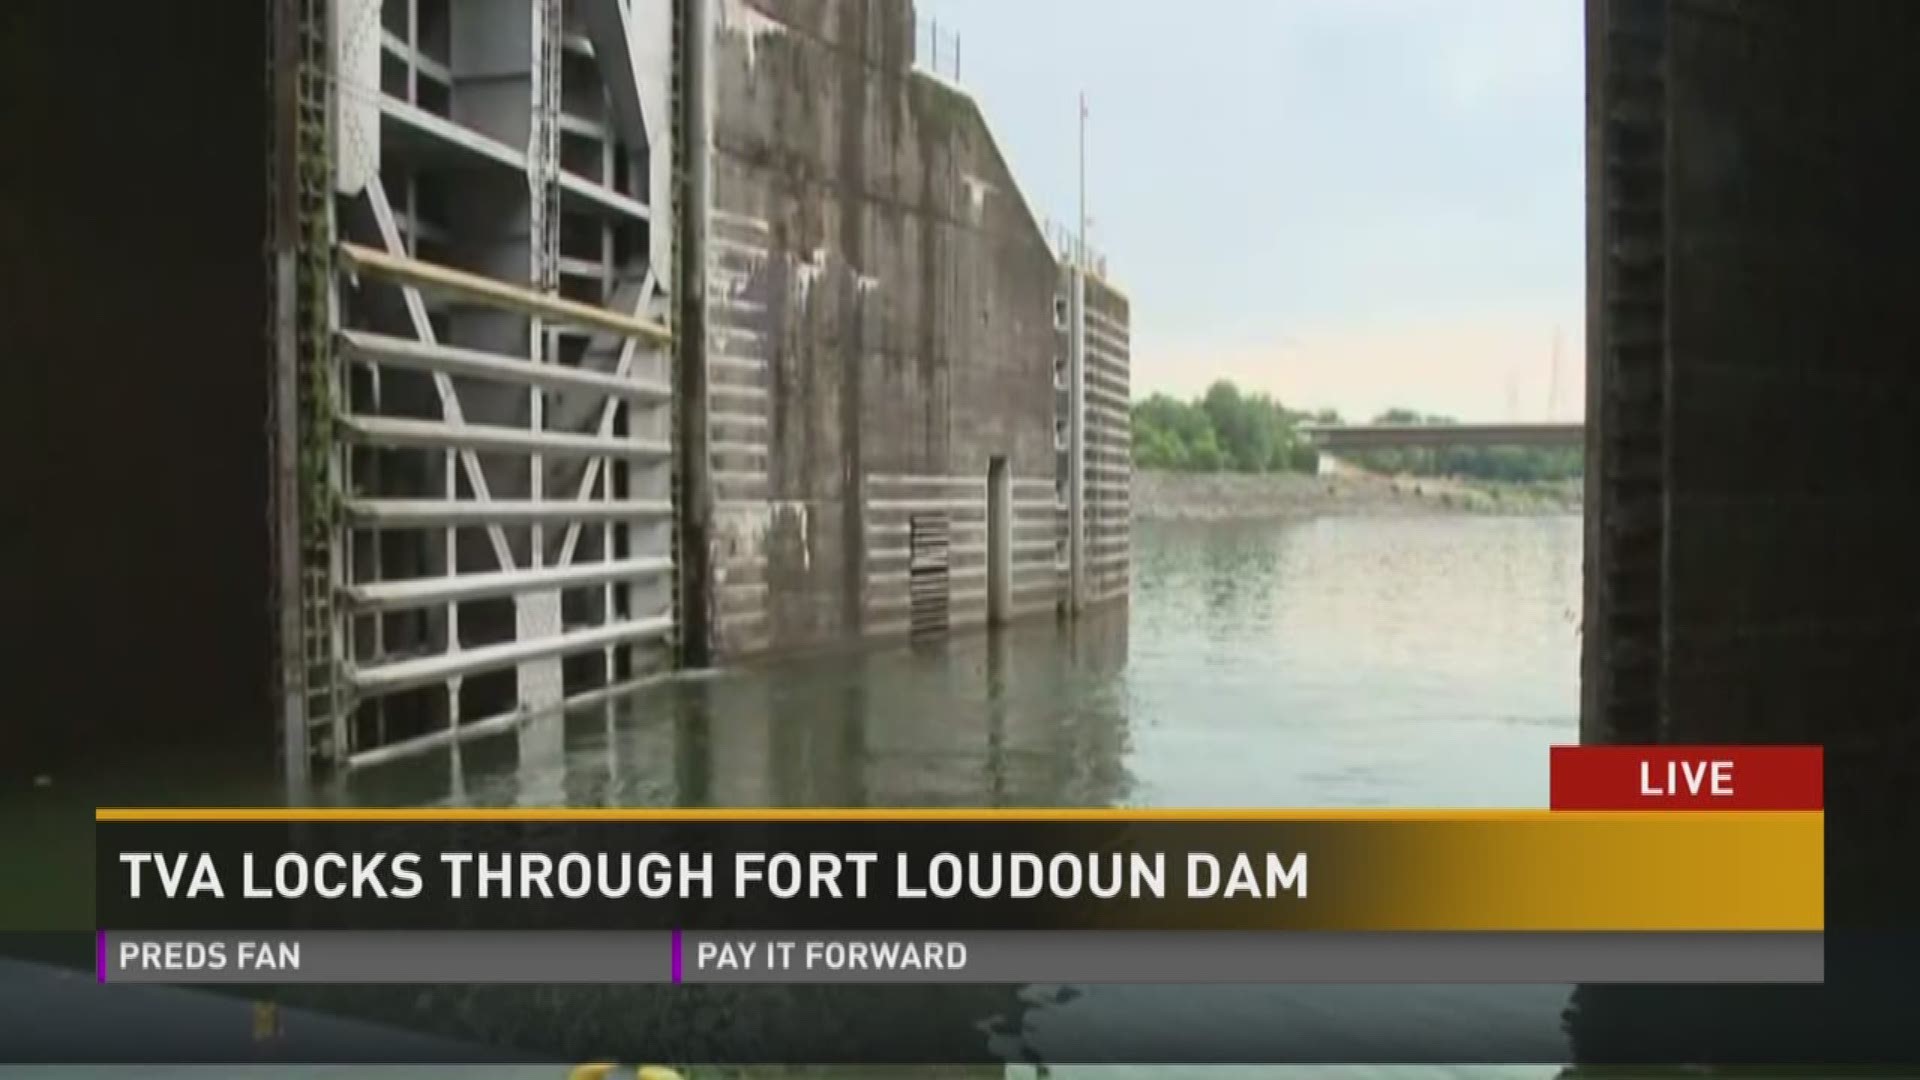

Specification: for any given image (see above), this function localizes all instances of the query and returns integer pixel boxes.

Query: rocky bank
[1131,469,1582,522]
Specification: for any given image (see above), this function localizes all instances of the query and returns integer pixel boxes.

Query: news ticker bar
[95,809,1824,934]
[99,930,1823,985]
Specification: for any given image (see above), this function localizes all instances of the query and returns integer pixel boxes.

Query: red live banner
[1550,745,1824,810]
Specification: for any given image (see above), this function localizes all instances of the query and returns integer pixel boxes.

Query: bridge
[1297,422,1584,451]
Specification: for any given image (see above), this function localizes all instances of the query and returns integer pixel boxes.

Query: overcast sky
[918,0,1585,422]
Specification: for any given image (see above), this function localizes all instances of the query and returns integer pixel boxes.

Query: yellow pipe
[336,242,673,344]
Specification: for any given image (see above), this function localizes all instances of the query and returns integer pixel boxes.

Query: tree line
[1130,382,1324,473]
[1129,383,1582,483]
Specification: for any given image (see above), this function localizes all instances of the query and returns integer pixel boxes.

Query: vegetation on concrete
[1129,383,1582,484]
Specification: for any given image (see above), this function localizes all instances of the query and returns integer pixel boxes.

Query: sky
[916,0,1586,423]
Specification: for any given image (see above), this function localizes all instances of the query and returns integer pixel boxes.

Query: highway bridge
[1297,422,1584,451]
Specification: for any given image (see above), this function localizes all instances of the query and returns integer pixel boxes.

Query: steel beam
[342,556,673,613]
[338,329,671,400]
[343,498,674,527]
[580,0,648,150]
[1067,266,1086,614]
[559,171,651,222]
[348,616,674,695]
[359,178,515,573]
[378,93,527,171]
[338,415,671,459]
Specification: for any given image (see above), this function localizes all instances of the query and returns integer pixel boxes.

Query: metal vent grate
[908,512,952,640]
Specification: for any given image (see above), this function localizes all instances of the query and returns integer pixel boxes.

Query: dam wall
[1076,270,1132,608]
[7,1,274,778]
[1576,0,1920,1061]
[701,0,1116,660]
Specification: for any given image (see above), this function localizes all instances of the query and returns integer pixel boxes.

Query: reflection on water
[344,514,1581,814]
[343,614,1134,811]
[1124,515,1580,808]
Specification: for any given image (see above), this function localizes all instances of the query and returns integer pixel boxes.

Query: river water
[12,512,1586,1078]
[346,512,1584,813]
[334,512,1584,1078]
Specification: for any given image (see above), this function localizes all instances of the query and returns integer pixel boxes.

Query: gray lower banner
[99,931,1823,985]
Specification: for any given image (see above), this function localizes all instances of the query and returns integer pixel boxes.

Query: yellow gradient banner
[95,808,1824,933]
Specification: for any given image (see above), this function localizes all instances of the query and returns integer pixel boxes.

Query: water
[1123,514,1581,808]
[11,512,1587,1076]
[338,511,1585,1078]
[345,513,1584,813]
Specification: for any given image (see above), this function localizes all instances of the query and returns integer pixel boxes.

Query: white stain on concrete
[770,500,811,572]
[714,208,772,233]
[717,0,786,72]
[713,501,813,577]
[961,173,994,223]
[714,505,768,567]
[792,246,831,300]
[791,246,880,301]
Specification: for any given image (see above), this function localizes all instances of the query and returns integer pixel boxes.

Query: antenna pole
[1068,93,1089,612]
[1078,93,1087,266]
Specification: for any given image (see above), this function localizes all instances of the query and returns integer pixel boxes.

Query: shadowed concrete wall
[1586,0,1920,917]
[1660,0,1920,900]
[702,0,1064,658]
[1576,0,1920,1063]
[7,0,271,780]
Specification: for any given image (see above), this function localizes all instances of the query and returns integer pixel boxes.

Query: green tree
[1185,424,1228,471]
[1132,422,1188,470]
[1130,380,1316,475]
[1200,382,1265,471]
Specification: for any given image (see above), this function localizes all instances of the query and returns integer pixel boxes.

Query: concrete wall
[1577,0,1920,1061]
[703,0,1069,658]
[1661,0,1920,840]
[1657,20,1920,1047]
[7,0,273,778]
[1586,0,1920,913]
[1580,0,1666,745]
[1080,272,1133,607]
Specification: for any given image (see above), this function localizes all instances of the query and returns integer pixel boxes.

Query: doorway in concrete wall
[987,456,1012,627]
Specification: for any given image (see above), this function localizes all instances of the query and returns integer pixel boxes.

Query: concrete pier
[1575,0,1920,1061]
[698,0,1129,658]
